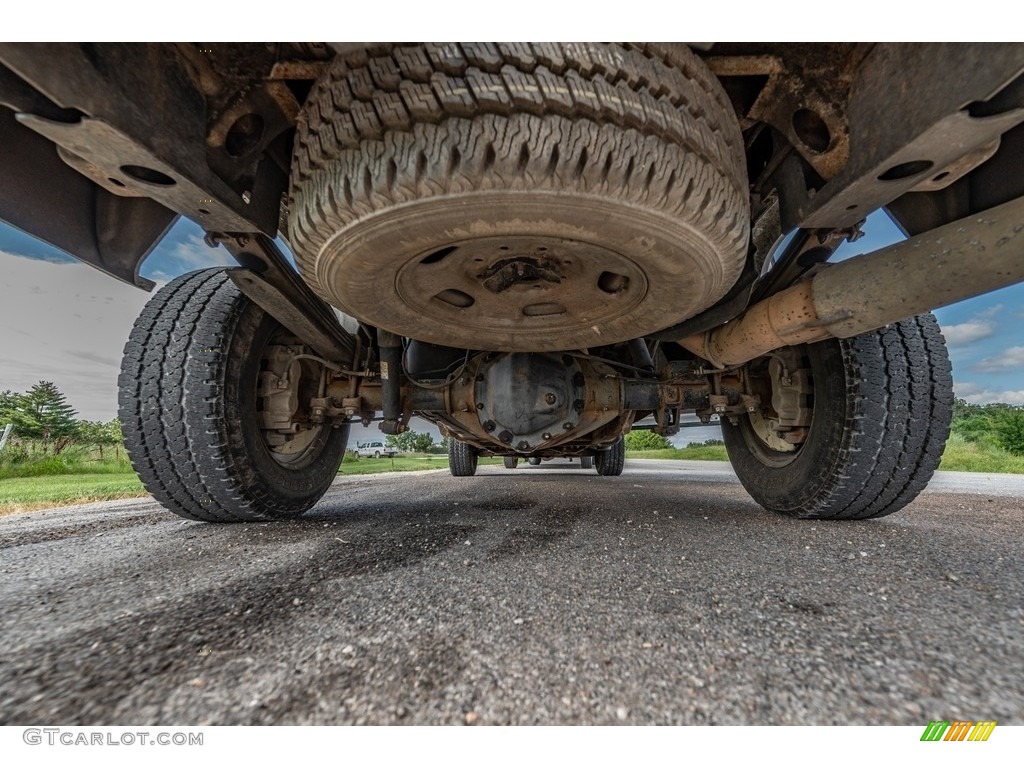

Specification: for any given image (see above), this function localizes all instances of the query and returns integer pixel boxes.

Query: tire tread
[449,440,479,476]
[595,437,626,476]
[288,43,748,311]
[118,270,345,522]
[723,315,953,520]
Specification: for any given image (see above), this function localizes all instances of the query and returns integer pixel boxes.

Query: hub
[310,194,732,353]
[395,235,648,348]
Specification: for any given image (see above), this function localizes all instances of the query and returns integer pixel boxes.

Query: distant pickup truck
[354,441,398,459]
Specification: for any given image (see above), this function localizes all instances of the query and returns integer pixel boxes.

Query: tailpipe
[679,196,1024,367]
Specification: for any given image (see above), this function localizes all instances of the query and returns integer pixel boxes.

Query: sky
[1,210,1022,440]
[828,211,1024,407]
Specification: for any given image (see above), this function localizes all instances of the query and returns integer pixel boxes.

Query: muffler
[679,195,1024,367]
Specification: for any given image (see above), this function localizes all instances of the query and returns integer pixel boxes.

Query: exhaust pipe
[679,195,1024,367]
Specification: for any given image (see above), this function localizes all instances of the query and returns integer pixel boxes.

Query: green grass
[0,455,133,480]
[0,472,145,515]
[338,454,513,474]
[2,435,1020,516]
[633,434,1024,473]
[627,445,730,461]
[338,454,450,475]
[0,454,457,514]
[939,432,1024,473]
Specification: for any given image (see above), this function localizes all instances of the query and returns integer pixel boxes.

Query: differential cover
[475,352,583,452]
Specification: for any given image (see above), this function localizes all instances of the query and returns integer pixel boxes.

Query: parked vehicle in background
[354,441,397,459]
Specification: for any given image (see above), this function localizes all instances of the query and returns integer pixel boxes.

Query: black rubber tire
[449,439,479,476]
[374,450,381,458]
[527,457,542,466]
[288,42,747,351]
[580,456,594,470]
[595,437,625,476]
[117,269,349,522]
[722,314,953,520]
[503,456,519,469]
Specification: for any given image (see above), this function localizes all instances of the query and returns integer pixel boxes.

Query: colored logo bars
[920,721,997,742]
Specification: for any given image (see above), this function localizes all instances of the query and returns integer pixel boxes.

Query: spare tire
[289,43,747,352]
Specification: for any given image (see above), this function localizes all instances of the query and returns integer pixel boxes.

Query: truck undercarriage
[2,42,1023,521]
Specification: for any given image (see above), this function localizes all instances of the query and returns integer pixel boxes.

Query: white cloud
[0,252,153,420]
[169,233,236,271]
[976,303,1004,319]
[140,232,235,283]
[973,346,1024,373]
[941,319,996,346]
[955,382,1024,405]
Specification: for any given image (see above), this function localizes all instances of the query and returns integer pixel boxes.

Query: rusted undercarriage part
[306,349,759,457]
[432,353,634,455]
[0,44,327,287]
[722,43,1024,235]
[1,43,1020,294]
[678,195,1024,368]
[211,235,356,365]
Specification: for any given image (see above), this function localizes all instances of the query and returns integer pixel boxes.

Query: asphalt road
[1,460,1022,725]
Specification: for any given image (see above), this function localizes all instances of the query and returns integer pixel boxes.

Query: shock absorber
[377,330,404,435]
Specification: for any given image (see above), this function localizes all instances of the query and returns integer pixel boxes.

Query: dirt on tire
[287,43,748,352]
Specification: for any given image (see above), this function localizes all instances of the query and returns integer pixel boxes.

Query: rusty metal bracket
[216,233,356,364]
[0,108,173,289]
[799,107,1024,229]
[784,43,1024,230]
[18,114,263,232]
[708,49,865,181]
[0,43,281,234]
